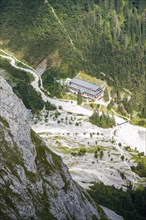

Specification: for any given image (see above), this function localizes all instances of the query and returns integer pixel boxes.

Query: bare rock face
[0,76,100,220]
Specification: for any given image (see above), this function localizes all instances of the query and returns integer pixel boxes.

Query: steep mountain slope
[0,0,146,115]
[0,76,100,220]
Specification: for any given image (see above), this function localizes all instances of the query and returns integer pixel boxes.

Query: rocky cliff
[0,76,100,220]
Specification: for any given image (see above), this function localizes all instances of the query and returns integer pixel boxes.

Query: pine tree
[100,150,104,159]
[104,88,109,102]
[77,90,82,105]
[127,100,133,115]
[123,95,128,109]
[141,104,146,118]
[116,90,121,104]
[101,112,106,128]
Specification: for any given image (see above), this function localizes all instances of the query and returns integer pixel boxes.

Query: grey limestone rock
[0,76,100,220]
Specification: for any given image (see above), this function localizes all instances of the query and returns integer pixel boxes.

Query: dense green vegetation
[94,147,104,159]
[71,148,86,157]
[0,57,55,113]
[45,101,56,111]
[131,161,146,177]
[0,57,33,83]
[90,110,116,128]
[103,88,109,102]
[77,90,83,105]
[42,70,62,98]
[88,182,146,220]
[13,82,44,114]
[0,0,145,117]
[131,115,146,127]
[0,116,9,128]
[131,153,146,177]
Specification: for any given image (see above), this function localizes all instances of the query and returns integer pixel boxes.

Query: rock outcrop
[0,76,100,219]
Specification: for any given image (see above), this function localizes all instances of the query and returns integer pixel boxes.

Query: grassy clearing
[136,184,146,191]
[130,154,146,177]
[77,72,105,86]
[86,146,105,153]
[130,116,146,128]
[51,144,106,155]
[15,61,33,70]
[50,145,72,154]
[111,153,121,156]
[83,103,105,111]
[61,92,77,101]
[54,136,84,146]
[112,107,146,128]
[0,116,10,128]
[124,146,138,153]
[82,103,94,110]
[130,154,146,166]
[106,84,112,92]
